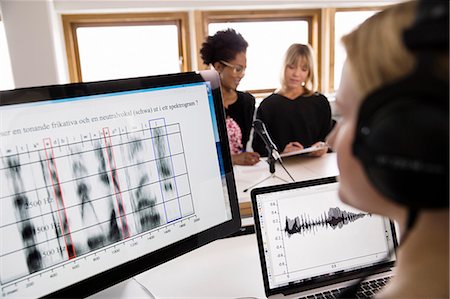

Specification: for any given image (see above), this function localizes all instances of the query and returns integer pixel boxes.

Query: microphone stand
[243,148,295,192]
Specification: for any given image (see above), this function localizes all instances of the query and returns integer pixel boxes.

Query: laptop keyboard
[298,276,392,299]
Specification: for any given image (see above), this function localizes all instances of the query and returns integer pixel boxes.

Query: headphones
[353,0,449,209]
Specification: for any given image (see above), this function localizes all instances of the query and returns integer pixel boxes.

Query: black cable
[277,159,295,182]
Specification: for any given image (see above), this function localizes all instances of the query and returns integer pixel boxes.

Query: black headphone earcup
[353,74,449,209]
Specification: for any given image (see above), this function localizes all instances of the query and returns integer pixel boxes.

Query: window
[208,21,309,93]
[197,10,321,95]
[62,13,190,83]
[331,9,379,91]
[0,21,14,91]
[76,25,180,82]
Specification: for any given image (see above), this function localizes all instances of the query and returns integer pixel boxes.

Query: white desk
[87,278,154,299]
[235,153,339,217]
[135,234,264,299]
[88,235,263,299]
[90,153,339,298]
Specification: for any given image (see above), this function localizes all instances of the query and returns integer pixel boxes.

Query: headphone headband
[403,0,449,51]
[352,0,449,209]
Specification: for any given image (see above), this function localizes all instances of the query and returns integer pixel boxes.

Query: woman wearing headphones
[327,1,448,297]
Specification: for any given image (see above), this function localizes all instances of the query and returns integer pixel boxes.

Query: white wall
[1,1,67,88]
[0,0,397,89]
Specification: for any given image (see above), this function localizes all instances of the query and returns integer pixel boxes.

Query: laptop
[251,176,398,299]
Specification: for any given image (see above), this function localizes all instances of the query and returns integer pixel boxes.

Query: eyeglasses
[220,60,246,74]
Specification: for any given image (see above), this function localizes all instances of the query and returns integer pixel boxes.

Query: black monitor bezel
[0,70,241,298]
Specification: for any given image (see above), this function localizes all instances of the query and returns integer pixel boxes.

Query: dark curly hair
[199,28,248,66]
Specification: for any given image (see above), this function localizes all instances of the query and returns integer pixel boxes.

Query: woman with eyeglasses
[200,28,260,166]
[252,44,333,157]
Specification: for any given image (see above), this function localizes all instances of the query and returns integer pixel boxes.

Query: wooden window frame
[329,6,385,92]
[62,12,191,83]
[194,9,322,95]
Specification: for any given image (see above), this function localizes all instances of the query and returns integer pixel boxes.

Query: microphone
[253,119,281,161]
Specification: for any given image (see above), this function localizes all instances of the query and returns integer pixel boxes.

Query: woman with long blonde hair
[252,44,332,157]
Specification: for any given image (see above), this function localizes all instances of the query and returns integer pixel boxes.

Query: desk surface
[235,152,339,217]
[138,234,264,298]
[90,153,339,299]
[88,234,263,299]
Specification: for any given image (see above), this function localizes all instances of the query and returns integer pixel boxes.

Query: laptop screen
[251,177,397,296]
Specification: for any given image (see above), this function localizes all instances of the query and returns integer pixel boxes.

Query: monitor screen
[0,70,240,298]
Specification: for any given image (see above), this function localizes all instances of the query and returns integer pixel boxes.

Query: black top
[225,91,256,149]
[252,92,332,156]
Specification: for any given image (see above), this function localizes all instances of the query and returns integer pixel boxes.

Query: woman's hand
[308,141,328,157]
[232,151,260,166]
[282,142,304,154]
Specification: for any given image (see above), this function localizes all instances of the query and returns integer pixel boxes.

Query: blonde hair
[280,44,317,96]
[341,1,418,96]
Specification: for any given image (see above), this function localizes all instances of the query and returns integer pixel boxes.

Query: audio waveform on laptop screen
[284,207,371,237]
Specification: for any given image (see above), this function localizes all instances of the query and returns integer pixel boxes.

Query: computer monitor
[0,70,240,298]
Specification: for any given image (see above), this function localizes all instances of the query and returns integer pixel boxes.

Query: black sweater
[252,92,332,156]
[225,91,255,149]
